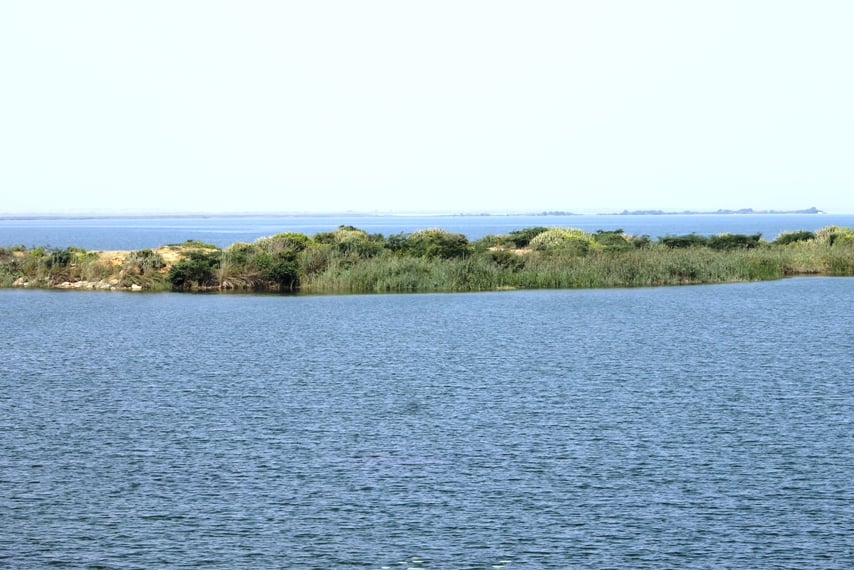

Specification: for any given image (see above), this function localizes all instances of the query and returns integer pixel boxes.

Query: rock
[130,284,143,291]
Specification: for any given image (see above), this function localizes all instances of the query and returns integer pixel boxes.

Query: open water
[2,213,854,250]
[1,278,853,568]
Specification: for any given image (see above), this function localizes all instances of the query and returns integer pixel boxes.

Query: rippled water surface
[2,279,853,568]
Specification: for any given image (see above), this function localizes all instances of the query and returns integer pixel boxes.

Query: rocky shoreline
[12,276,144,291]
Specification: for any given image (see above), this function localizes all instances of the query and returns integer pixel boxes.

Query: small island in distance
[462,207,827,217]
[608,206,825,216]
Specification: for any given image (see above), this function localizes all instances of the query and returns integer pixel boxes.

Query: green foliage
[506,226,549,248]
[593,229,634,251]
[488,249,526,271]
[168,251,221,290]
[628,234,652,248]
[299,243,333,276]
[47,247,74,268]
[471,234,506,252]
[169,239,219,249]
[830,231,854,246]
[0,248,19,286]
[773,230,815,245]
[262,252,299,290]
[827,242,854,274]
[659,233,709,248]
[314,226,383,258]
[400,229,471,259]
[529,228,595,255]
[255,232,311,253]
[814,226,854,246]
[707,233,762,250]
[124,249,165,275]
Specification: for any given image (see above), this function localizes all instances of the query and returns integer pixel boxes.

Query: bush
[124,249,165,275]
[471,234,506,252]
[46,247,74,269]
[255,232,311,253]
[707,233,762,250]
[168,251,221,290]
[593,229,634,251]
[299,243,333,276]
[814,226,854,245]
[529,228,595,255]
[314,226,383,258]
[263,252,299,290]
[659,234,708,248]
[402,229,470,259]
[773,230,815,245]
[506,226,549,248]
[488,249,525,271]
[628,234,652,248]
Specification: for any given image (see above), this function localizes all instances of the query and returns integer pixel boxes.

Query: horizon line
[0,206,844,220]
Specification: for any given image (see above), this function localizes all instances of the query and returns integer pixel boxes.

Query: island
[610,207,825,215]
[1,224,852,294]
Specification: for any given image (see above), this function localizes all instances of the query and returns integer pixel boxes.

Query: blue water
[2,278,853,568]
[2,213,853,250]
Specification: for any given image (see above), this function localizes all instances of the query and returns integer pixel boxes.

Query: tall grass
[300,245,838,294]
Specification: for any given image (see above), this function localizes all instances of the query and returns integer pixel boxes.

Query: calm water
[2,213,854,250]
[1,278,853,568]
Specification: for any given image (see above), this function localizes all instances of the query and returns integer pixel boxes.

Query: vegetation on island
[2,225,854,294]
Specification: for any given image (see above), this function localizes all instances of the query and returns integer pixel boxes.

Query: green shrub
[659,233,709,248]
[707,233,762,250]
[299,243,333,276]
[263,252,299,290]
[628,234,652,248]
[506,226,549,248]
[814,226,854,245]
[168,251,221,290]
[593,229,634,251]
[124,249,165,275]
[472,234,506,252]
[773,230,815,245]
[529,228,595,255]
[488,249,525,271]
[255,232,311,253]
[46,247,74,268]
[827,243,854,274]
[169,239,218,249]
[402,229,471,259]
[314,226,383,258]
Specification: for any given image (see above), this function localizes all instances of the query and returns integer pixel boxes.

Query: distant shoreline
[608,207,825,216]
[0,207,829,220]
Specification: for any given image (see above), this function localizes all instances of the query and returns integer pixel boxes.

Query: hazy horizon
[1,205,846,219]
[2,2,852,215]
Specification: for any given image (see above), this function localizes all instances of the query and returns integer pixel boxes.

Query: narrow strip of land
[2,225,853,294]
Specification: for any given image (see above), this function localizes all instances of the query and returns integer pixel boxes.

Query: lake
[2,213,854,250]
[1,278,852,568]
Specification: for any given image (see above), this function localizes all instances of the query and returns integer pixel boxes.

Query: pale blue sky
[1,1,852,214]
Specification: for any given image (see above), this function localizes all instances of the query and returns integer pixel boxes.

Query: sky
[1,1,852,215]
